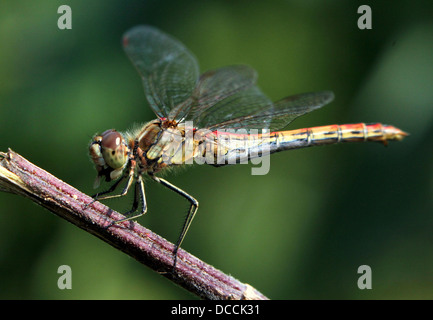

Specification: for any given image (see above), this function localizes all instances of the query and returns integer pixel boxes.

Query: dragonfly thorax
[133,119,190,172]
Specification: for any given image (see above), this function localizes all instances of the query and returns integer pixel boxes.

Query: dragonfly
[89,25,407,267]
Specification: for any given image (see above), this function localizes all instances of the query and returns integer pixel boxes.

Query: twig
[0,149,268,300]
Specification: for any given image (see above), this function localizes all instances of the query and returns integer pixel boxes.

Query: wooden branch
[0,149,268,300]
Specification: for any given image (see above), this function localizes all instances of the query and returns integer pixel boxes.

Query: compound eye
[100,130,128,170]
[100,129,123,150]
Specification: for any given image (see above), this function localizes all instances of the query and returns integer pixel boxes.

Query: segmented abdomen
[275,123,407,149]
[211,123,407,166]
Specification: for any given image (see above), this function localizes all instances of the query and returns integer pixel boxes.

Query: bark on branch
[0,149,268,300]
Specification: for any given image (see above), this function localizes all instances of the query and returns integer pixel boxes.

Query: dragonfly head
[89,129,129,188]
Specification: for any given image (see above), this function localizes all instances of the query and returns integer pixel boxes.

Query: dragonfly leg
[110,175,147,225]
[90,171,147,226]
[84,175,129,210]
[91,162,136,201]
[86,174,134,214]
[91,175,126,199]
[150,175,199,268]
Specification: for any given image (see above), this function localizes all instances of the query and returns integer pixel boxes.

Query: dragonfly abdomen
[207,123,407,166]
[274,123,407,151]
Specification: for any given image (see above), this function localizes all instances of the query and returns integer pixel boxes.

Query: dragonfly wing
[191,84,273,130]
[123,25,199,119]
[264,91,335,130]
[185,65,277,129]
[184,65,258,119]
[202,91,335,131]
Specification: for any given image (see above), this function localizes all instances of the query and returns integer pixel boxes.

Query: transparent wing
[200,91,335,131]
[123,25,199,119]
[188,83,274,130]
[123,26,334,131]
[181,65,265,123]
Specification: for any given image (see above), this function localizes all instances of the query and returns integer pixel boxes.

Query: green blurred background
[0,0,432,299]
